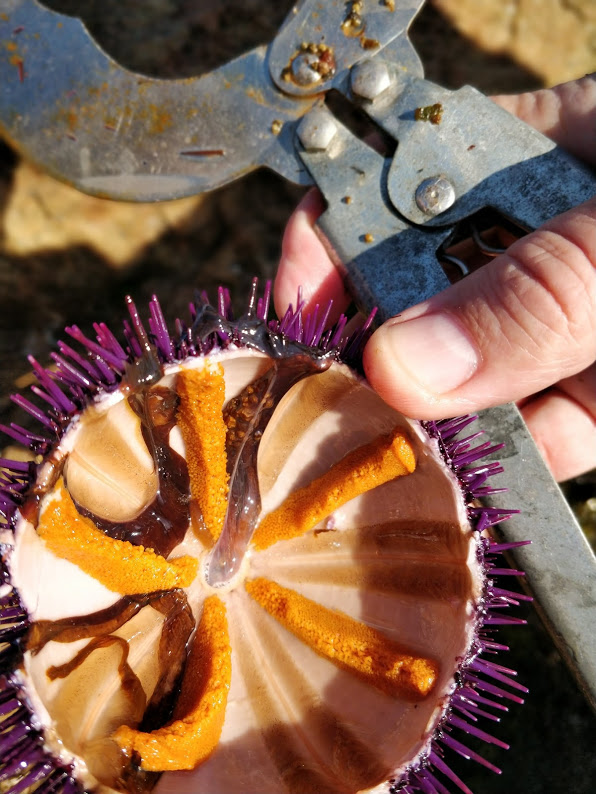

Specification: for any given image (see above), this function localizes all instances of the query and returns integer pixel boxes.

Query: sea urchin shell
[0,282,528,794]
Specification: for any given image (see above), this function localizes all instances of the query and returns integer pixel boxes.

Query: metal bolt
[297,109,338,151]
[291,52,322,86]
[415,176,456,216]
[350,60,392,100]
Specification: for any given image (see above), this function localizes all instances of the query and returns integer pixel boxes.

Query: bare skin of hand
[274,75,596,482]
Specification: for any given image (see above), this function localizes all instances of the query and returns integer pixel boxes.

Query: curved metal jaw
[0,0,318,199]
[0,0,423,200]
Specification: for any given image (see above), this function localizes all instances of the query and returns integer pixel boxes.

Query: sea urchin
[0,281,529,794]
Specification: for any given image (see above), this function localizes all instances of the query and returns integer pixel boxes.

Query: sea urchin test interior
[0,285,527,794]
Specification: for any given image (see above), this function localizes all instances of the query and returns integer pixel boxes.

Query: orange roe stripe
[252,430,416,550]
[177,365,229,543]
[114,594,231,771]
[38,480,197,594]
[246,578,437,701]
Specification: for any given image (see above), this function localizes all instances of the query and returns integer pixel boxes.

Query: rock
[432,0,596,86]
[2,161,202,268]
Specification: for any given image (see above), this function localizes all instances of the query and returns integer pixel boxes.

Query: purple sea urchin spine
[0,283,528,794]
[389,423,529,793]
[0,676,80,794]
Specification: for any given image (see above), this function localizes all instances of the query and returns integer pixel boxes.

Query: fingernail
[383,313,479,395]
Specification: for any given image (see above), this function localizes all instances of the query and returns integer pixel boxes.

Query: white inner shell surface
[9,350,483,794]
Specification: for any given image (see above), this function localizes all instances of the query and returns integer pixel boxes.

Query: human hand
[274,75,596,482]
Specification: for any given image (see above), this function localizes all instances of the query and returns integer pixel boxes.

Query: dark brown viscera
[74,386,191,558]
[27,589,194,738]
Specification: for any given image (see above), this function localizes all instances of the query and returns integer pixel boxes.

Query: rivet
[415,176,455,216]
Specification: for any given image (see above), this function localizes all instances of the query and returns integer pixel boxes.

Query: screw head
[415,176,456,216]
[350,60,392,100]
[297,109,338,152]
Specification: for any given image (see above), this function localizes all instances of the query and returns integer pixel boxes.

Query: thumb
[363,198,596,419]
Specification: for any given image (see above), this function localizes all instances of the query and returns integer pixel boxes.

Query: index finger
[274,189,350,320]
[492,73,596,166]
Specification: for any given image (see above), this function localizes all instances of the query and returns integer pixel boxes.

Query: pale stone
[0,445,35,464]
[2,161,202,268]
[433,0,596,86]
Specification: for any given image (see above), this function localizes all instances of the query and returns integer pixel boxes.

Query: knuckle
[466,223,596,370]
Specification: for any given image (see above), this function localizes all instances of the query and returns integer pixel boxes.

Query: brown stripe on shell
[243,591,392,792]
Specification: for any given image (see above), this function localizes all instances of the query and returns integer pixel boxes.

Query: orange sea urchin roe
[37,480,197,594]
[176,365,229,543]
[114,594,232,771]
[252,429,416,550]
[245,578,438,700]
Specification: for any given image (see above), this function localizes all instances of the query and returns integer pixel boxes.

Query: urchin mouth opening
[0,282,529,794]
[201,550,248,592]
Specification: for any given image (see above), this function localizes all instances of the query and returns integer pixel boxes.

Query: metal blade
[298,107,452,315]
[480,404,596,713]
[0,0,316,200]
[358,74,596,228]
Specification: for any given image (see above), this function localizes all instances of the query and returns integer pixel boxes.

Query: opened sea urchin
[0,282,528,794]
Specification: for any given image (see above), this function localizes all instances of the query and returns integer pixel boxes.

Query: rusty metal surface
[0,0,317,199]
